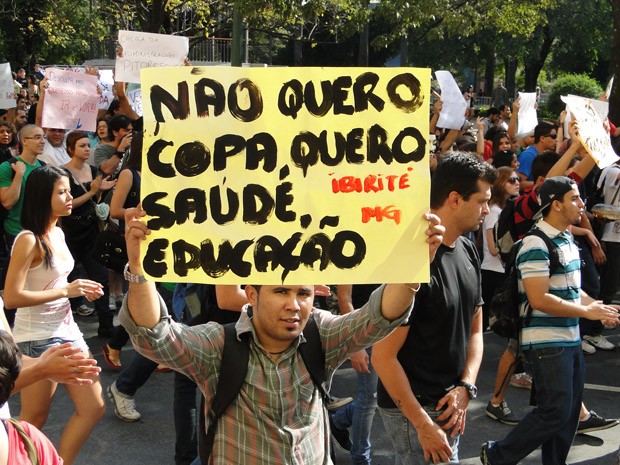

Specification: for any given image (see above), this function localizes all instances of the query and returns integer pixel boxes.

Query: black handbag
[93,227,128,273]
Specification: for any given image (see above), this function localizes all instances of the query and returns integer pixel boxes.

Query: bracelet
[404,283,421,293]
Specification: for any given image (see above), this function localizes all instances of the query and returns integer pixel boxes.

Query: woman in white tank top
[3,166,106,465]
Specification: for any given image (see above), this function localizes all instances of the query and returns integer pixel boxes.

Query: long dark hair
[0,330,21,405]
[124,131,143,172]
[21,166,69,268]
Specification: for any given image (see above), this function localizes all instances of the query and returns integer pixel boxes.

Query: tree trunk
[523,24,553,92]
[609,0,620,125]
[484,47,495,97]
[399,35,408,66]
[504,58,518,101]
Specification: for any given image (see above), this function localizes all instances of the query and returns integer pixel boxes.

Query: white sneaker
[583,334,615,351]
[107,381,141,422]
[581,339,596,354]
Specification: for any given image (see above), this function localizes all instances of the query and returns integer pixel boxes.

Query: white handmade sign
[562,95,618,168]
[115,30,189,83]
[98,69,115,110]
[0,63,15,109]
[516,92,538,139]
[435,71,468,130]
[41,68,99,131]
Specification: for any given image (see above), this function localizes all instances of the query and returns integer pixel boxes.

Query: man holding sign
[118,206,443,464]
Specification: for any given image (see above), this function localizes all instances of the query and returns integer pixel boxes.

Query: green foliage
[546,73,603,116]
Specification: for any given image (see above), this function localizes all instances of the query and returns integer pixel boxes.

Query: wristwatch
[123,262,148,284]
[457,381,478,400]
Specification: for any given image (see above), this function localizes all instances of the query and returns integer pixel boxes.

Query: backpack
[493,196,519,265]
[489,227,561,340]
[198,315,328,463]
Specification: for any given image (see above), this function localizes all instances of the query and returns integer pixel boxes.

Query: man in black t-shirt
[373,152,495,465]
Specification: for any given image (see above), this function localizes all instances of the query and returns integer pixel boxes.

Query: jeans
[599,241,620,304]
[115,351,158,397]
[331,354,378,465]
[484,345,584,465]
[17,336,88,357]
[379,405,459,465]
[174,371,200,465]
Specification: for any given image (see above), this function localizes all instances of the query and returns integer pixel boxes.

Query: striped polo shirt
[516,220,581,349]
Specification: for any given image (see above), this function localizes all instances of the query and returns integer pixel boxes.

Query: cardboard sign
[41,68,99,131]
[140,66,432,285]
[562,95,618,168]
[435,71,467,130]
[115,30,189,83]
[0,63,15,109]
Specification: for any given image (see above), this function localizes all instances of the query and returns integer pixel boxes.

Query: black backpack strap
[526,227,561,273]
[198,323,249,464]
[298,314,328,401]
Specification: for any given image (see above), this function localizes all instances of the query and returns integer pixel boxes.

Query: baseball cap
[533,176,576,220]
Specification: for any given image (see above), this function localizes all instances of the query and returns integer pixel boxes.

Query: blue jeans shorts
[17,336,88,358]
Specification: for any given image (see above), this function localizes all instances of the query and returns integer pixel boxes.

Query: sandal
[101,344,122,370]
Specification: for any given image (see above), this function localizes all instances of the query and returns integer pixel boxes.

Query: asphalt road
[8,315,620,465]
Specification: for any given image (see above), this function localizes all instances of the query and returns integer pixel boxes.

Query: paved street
[8,315,620,465]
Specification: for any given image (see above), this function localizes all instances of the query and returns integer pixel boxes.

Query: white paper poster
[562,95,618,168]
[98,69,115,110]
[563,94,609,138]
[0,63,15,109]
[115,30,189,84]
[126,85,142,117]
[41,68,99,131]
[434,71,467,130]
[516,92,538,139]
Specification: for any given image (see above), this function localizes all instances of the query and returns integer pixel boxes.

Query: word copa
[146,126,425,178]
[148,71,424,125]
[143,231,367,281]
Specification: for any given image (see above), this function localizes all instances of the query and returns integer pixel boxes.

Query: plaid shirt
[120,284,410,464]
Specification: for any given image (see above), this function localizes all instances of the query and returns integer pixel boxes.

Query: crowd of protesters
[0,63,619,465]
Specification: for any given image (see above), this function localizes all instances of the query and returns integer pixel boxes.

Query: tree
[609,0,620,124]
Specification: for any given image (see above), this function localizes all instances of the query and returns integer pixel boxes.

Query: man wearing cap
[481,176,620,465]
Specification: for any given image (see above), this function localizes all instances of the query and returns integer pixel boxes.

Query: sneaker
[509,372,532,390]
[480,442,490,464]
[328,413,351,451]
[577,410,619,434]
[486,401,520,426]
[107,381,141,422]
[583,334,615,351]
[326,396,354,411]
[581,339,596,354]
[74,304,94,317]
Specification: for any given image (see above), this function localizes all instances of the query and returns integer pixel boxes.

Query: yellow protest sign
[140,66,431,284]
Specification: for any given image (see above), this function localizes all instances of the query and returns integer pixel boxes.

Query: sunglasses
[508,177,520,184]
[543,133,557,139]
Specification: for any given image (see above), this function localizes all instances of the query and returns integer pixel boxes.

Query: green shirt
[0,157,44,236]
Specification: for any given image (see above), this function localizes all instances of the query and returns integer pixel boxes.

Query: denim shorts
[17,336,88,358]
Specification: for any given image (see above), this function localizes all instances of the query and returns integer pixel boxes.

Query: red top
[4,419,63,464]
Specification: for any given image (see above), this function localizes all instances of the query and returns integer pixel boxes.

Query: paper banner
[140,66,431,285]
[562,95,618,168]
[115,30,189,83]
[563,94,609,138]
[516,92,538,139]
[41,68,99,131]
[0,63,15,109]
[435,71,467,130]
